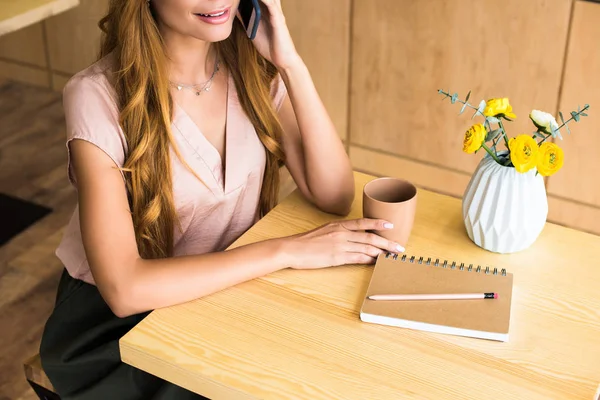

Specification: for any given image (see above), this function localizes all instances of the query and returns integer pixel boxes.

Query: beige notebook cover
[360,253,514,341]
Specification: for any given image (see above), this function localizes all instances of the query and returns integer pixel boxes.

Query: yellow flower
[508,134,539,173]
[483,98,517,119]
[463,124,487,154]
[537,142,564,176]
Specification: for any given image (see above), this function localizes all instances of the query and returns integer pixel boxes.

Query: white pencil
[367,292,498,301]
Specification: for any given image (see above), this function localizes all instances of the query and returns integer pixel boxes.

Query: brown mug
[362,177,418,248]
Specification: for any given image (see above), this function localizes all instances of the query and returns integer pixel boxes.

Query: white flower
[529,110,562,140]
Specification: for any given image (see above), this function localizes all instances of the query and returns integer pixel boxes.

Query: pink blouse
[55,55,287,285]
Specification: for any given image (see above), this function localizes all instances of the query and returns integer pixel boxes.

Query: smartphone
[238,0,261,40]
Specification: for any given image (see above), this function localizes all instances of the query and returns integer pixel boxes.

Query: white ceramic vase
[462,152,548,253]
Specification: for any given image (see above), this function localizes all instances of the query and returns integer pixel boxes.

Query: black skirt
[40,268,209,400]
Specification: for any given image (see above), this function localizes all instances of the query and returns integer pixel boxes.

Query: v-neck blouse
[55,55,287,285]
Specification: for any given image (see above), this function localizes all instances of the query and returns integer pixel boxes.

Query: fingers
[338,218,394,232]
[259,0,282,12]
[343,241,386,258]
[258,0,286,27]
[346,231,405,254]
[345,253,377,265]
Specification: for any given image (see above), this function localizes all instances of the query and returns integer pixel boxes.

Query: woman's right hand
[276,218,405,269]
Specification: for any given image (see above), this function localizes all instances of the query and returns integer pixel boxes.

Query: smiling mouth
[196,10,226,17]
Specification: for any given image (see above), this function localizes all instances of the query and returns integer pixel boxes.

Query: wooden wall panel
[0,59,49,87]
[547,1,600,208]
[282,0,351,140]
[44,0,108,75]
[349,145,471,198]
[547,195,600,236]
[0,0,79,37]
[0,22,46,67]
[350,0,572,175]
[51,71,70,91]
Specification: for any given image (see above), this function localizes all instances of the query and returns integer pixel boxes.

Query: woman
[39,0,404,398]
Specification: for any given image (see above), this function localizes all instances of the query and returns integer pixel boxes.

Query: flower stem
[480,142,502,164]
[438,90,479,111]
[497,119,510,148]
[556,104,589,130]
[538,134,550,146]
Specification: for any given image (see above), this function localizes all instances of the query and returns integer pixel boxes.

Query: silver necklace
[170,58,220,96]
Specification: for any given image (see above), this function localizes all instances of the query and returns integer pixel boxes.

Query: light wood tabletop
[120,171,600,400]
[0,0,79,37]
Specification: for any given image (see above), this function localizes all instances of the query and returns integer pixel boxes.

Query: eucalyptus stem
[497,119,510,148]
[480,142,502,164]
[492,135,500,154]
[438,90,479,111]
[557,116,574,131]
[557,104,589,130]
[538,134,550,146]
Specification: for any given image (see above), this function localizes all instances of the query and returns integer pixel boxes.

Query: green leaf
[451,93,458,104]
[578,105,581,113]
[581,112,588,117]
[472,100,486,119]
[459,102,468,114]
[551,123,562,140]
[486,116,500,124]
[465,90,471,103]
[565,122,571,135]
[533,130,546,139]
[558,111,565,125]
[485,128,503,142]
[571,111,580,122]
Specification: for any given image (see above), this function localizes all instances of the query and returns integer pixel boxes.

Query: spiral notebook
[360,253,514,341]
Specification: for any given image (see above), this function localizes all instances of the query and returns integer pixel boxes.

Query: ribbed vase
[462,152,548,253]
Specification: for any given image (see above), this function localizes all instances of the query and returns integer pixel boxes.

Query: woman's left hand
[246,0,301,70]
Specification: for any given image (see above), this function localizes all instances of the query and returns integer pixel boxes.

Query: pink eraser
[494,293,499,299]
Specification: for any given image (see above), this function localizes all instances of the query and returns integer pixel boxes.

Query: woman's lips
[194,7,231,25]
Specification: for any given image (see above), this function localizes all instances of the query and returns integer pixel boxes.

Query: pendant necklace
[169,57,220,96]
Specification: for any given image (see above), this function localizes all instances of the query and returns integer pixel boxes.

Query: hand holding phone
[238,0,261,40]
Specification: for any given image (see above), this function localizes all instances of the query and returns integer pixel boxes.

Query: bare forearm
[113,239,286,317]
[279,60,354,212]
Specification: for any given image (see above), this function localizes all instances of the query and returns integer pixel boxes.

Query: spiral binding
[383,252,507,276]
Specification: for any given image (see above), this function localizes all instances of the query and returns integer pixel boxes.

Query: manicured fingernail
[396,244,405,252]
[384,222,394,229]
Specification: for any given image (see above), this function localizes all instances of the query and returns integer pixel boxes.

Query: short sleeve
[62,73,127,187]
[270,73,288,112]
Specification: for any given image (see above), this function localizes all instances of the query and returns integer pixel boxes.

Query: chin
[194,26,234,43]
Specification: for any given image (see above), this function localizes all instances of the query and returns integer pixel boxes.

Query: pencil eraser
[494,293,499,299]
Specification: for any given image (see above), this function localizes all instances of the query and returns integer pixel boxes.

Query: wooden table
[120,171,600,400]
[0,0,79,37]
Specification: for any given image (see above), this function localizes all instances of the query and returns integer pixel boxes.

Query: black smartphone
[238,0,261,39]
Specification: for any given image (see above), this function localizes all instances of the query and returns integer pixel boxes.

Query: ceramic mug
[362,177,418,248]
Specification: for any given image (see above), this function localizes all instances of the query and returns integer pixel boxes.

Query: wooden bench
[23,353,60,400]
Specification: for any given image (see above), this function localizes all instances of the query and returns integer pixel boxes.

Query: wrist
[276,55,307,78]
[267,236,296,270]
